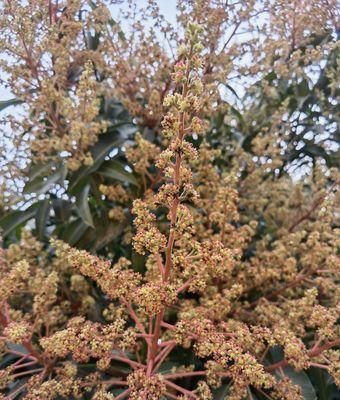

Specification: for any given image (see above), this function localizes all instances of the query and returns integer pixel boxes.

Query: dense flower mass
[0,0,339,399]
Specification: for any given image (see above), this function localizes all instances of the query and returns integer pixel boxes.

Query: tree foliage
[0,1,339,399]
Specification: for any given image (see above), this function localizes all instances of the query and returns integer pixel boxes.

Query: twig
[110,354,144,370]
[164,371,206,379]
[165,380,198,399]
[266,338,340,372]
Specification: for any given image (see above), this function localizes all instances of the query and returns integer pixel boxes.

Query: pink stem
[13,360,38,370]
[121,298,151,346]
[12,355,29,367]
[153,343,176,372]
[105,379,128,387]
[165,380,197,399]
[6,383,27,399]
[155,253,165,276]
[5,349,38,361]
[159,340,176,347]
[266,338,340,372]
[164,371,206,379]
[161,321,175,330]
[12,368,43,378]
[176,279,193,295]
[165,392,178,399]
[310,362,329,369]
[110,354,145,370]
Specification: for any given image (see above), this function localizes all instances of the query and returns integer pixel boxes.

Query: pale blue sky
[155,0,177,24]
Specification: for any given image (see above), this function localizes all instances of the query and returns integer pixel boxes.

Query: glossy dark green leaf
[35,197,50,240]
[52,198,73,222]
[278,367,317,400]
[76,184,94,228]
[98,160,139,187]
[213,382,231,399]
[28,162,54,181]
[158,361,181,375]
[0,204,38,237]
[69,126,134,189]
[0,97,23,111]
[270,347,317,400]
[297,79,310,97]
[6,378,29,398]
[7,343,29,354]
[0,354,18,370]
[59,218,89,245]
[92,221,125,251]
[23,165,66,195]
[307,368,333,400]
[86,32,100,50]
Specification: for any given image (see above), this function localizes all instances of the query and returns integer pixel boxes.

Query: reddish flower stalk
[110,354,145,370]
[12,360,38,370]
[266,338,340,372]
[153,342,176,372]
[165,391,178,400]
[5,349,38,361]
[164,371,207,379]
[12,368,44,379]
[165,379,198,399]
[145,43,194,377]
[114,388,131,400]
[120,298,151,346]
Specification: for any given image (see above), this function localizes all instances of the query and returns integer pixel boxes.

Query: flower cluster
[0,2,109,173]
[52,239,141,302]
[0,2,339,400]
[127,370,166,400]
[126,133,161,176]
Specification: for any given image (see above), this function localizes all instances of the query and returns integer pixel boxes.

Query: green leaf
[104,98,128,120]
[76,184,94,228]
[278,367,317,400]
[307,368,333,400]
[0,204,38,237]
[225,83,240,99]
[7,343,29,355]
[213,382,231,399]
[98,160,139,187]
[6,378,29,398]
[35,198,50,240]
[92,221,125,251]
[108,19,126,41]
[0,354,19,370]
[110,389,127,396]
[69,125,134,189]
[59,218,89,245]
[297,79,310,97]
[270,347,316,400]
[24,165,66,195]
[28,162,54,181]
[158,361,181,375]
[52,198,73,222]
[0,97,23,112]
[230,106,246,130]
[86,32,100,50]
